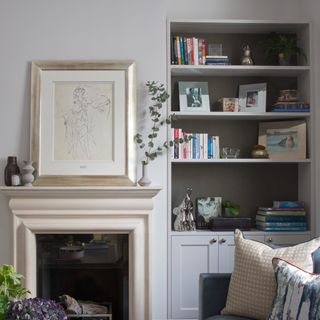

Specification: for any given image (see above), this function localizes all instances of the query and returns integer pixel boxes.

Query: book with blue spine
[256,214,306,222]
[256,222,307,227]
[273,200,305,208]
[256,226,307,231]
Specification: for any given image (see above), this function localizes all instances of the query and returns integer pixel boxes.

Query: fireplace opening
[36,234,129,320]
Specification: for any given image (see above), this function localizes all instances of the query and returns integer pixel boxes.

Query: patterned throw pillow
[221,230,320,320]
[268,258,320,319]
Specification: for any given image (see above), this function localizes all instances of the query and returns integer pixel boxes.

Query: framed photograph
[195,197,222,229]
[218,98,239,112]
[178,81,210,112]
[30,60,136,185]
[239,82,267,112]
[258,120,306,159]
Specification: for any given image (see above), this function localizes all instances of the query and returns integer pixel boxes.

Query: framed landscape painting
[30,60,136,185]
[258,120,306,159]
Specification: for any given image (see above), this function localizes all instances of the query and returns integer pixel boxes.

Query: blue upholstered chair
[199,249,320,320]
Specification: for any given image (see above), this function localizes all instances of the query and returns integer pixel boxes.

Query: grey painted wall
[0,1,311,319]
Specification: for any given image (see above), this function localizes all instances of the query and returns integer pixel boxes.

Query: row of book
[171,36,206,65]
[256,201,306,231]
[171,129,220,160]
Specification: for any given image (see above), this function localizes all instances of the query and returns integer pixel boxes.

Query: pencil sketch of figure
[54,82,113,161]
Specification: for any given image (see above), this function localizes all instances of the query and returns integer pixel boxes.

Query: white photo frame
[239,82,267,113]
[179,81,210,112]
[30,60,136,186]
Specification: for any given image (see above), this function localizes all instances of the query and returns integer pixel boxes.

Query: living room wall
[0,1,310,319]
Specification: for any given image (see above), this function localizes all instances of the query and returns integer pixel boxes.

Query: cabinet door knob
[267,237,273,243]
[209,238,217,244]
[219,238,226,244]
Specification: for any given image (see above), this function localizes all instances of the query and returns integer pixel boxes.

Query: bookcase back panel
[171,76,298,112]
[171,163,298,229]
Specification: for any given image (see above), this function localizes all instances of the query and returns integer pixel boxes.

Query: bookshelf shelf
[171,111,310,120]
[170,65,310,77]
[171,158,311,164]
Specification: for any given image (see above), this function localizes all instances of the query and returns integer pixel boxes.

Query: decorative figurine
[173,188,196,231]
[251,144,269,158]
[241,45,254,65]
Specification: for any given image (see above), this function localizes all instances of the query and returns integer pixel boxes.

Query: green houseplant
[262,32,306,65]
[0,264,30,320]
[134,81,189,186]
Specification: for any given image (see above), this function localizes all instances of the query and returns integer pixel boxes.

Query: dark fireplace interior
[36,233,128,320]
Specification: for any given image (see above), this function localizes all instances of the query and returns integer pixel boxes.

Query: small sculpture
[241,45,254,65]
[21,160,35,187]
[173,188,196,231]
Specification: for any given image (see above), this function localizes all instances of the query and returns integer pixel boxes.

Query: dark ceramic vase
[4,156,20,186]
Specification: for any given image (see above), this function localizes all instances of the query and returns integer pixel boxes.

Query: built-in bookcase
[167,19,314,320]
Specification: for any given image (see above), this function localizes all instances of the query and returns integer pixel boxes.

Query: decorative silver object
[173,188,196,231]
[241,45,254,65]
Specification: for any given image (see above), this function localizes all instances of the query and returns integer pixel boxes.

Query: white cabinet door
[218,234,265,273]
[218,235,235,273]
[264,233,311,246]
[171,236,218,319]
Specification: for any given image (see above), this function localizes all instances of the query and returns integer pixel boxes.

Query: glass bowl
[221,147,240,159]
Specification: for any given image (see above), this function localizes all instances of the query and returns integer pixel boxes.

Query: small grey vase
[138,163,151,186]
[21,160,35,187]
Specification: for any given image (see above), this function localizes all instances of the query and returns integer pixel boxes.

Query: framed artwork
[258,120,306,159]
[30,60,136,185]
[178,81,210,112]
[195,197,222,229]
[239,82,267,112]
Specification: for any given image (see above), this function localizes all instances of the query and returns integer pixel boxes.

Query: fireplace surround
[1,186,160,320]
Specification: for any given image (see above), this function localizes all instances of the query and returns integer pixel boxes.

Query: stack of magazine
[256,201,306,231]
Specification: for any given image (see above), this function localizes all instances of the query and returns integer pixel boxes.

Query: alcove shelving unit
[167,19,314,319]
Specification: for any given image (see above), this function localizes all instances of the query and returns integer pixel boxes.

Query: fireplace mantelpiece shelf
[0,185,161,320]
[0,186,161,199]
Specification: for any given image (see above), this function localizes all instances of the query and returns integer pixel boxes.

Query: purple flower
[5,298,67,320]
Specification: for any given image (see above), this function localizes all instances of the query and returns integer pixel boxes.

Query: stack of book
[256,201,306,231]
[171,36,206,65]
[205,55,230,65]
[171,129,220,160]
[270,102,310,112]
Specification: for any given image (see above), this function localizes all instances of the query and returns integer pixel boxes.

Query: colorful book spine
[176,36,181,65]
[174,128,179,159]
[257,210,306,216]
[203,133,208,159]
[256,214,306,222]
[193,37,198,65]
[208,135,212,159]
[179,37,185,65]
[256,222,307,227]
[256,226,307,231]
[182,131,188,159]
[273,201,305,209]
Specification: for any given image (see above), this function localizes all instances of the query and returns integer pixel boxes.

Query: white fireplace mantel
[1,186,161,320]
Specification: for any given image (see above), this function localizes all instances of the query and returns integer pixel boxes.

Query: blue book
[273,200,305,209]
[256,226,307,231]
[179,37,185,65]
[256,214,306,222]
[192,134,197,159]
[256,222,307,227]
[208,135,212,159]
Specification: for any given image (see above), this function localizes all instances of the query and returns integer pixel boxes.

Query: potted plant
[134,81,189,186]
[223,200,240,217]
[5,298,67,320]
[0,264,30,320]
[262,32,307,65]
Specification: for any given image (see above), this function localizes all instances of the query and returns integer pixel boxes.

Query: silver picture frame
[30,60,136,186]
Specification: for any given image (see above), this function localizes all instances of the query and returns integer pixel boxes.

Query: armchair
[199,250,320,320]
